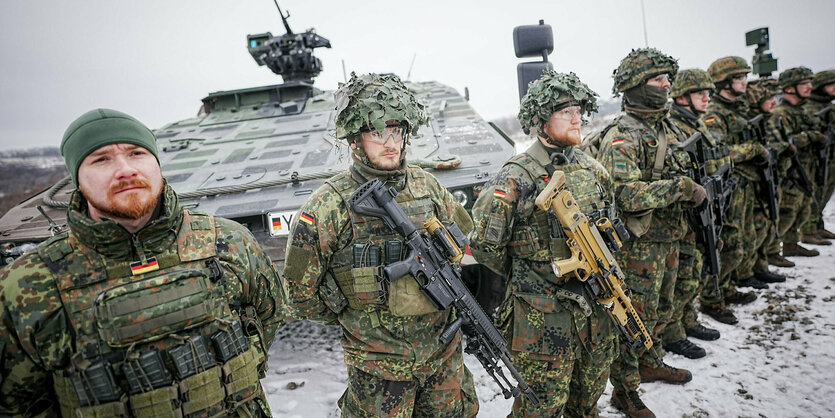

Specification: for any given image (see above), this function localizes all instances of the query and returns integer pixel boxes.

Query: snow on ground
[265,197,835,417]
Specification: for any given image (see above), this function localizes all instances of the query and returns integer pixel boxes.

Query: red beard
[83,179,161,220]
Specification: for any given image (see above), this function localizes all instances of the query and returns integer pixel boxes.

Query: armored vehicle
[0,8,516,270]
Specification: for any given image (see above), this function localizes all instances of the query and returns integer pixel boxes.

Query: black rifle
[749,114,781,238]
[349,178,539,406]
[777,118,818,203]
[676,132,730,297]
[814,107,833,189]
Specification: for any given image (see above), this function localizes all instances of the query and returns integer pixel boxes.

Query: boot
[685,324,720,341]
[700,305,738,325]
[612,389,656,418]
[737,276,768,289]
[782,242,819,257]
[639,362,692,384]
[818,228,835,239]
[768,254,795,267]
[725,290,757,305]
[755,270,787,283]
[663,339,706,359]
[801,234,832,246]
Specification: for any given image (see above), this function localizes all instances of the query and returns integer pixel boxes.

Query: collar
[526,139,574,167]
[350,154,408,190]
[68,183,182,259]
[624,104,670,125]
[670,103,700,127]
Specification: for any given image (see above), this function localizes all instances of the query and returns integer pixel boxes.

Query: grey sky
[1,0,833,151]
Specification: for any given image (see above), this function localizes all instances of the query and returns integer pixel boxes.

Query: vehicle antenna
[406,53,417,81]
[273,0,293,34]
[640,0,649,47]
[342,59,347,82]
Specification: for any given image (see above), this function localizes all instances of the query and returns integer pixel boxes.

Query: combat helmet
[670,68,715,98]
[778,66,813,89]
[707,56,751,85]
[745,78,780,110]
[611,48,679,96]
[518,71,598,137]
[334,72,428,143]
[812,69,835,93]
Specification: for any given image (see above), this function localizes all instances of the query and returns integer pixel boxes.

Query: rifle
[814,107,833,189]
[749,114,781,239]
[777,118,818,203]
[534,172,661,365]
[675,132,729,297]
[349,178,539,405]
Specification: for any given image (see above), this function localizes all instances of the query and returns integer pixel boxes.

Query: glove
[759,145,770,159]
[691,184,707,206]
[783,143,798,157]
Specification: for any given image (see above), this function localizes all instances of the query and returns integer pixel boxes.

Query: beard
[546,127,582,146]
[82,179,162,220]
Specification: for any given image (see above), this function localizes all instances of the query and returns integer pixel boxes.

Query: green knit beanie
[61,108,159,185]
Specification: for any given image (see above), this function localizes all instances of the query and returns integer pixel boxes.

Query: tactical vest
[324,167,446,317]
[504,151,612,263]
[608,114,690,240]
[38,211,264,418]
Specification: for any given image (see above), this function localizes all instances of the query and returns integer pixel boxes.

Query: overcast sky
[1,0,833,151]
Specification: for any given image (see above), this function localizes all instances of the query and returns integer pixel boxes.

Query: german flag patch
[612,139,626,145]
[300,213,315,226]
[130,257,159,275]
[704,116,716,124]
[493,190,507,199]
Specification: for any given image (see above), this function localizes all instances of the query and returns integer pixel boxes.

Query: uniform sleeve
[424,171,474,235]
[469,165,532,275]
[772,112,811,149]
[703,112,766,164]
[282,186,351,324]
[597,128,695,212]
[0,255,66,416]
[215,218,285,348]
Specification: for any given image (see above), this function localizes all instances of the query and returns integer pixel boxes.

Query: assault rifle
[675,132,731,296]
[777,118,818,204]
[814,107,833,189]
[749,114,781,238]
[534,172,661,364]
[349,178,539,405]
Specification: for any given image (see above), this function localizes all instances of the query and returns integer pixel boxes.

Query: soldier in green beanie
[0,108,284,416]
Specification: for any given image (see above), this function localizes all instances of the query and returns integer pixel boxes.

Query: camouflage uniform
[802,70,835,233]
[470,71,617,418]
[598,49,699,395]
[664,106,729,343]
[702,57,767,304]
[0,184,284,417]
[661,69,730,346]
[743,78,785,274]
[282,73,478,418]
[767,67,827,252]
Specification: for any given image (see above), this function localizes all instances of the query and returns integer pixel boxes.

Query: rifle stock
[349,178,540,405]
[534,171,661,364]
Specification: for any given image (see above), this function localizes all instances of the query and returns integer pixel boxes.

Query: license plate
[267,210,298,237]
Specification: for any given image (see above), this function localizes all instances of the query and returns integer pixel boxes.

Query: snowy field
[264,197,835,417]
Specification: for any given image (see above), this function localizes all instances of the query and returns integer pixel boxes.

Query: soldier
[469,71,618,417]
[662,69,727,359]
[0,109,283,416]
[700,56,765,325]
[742,78,794,278]
[769,67,829,257]
[598,48,699,418]
[281,73,478,417]
[802,69,835,240]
